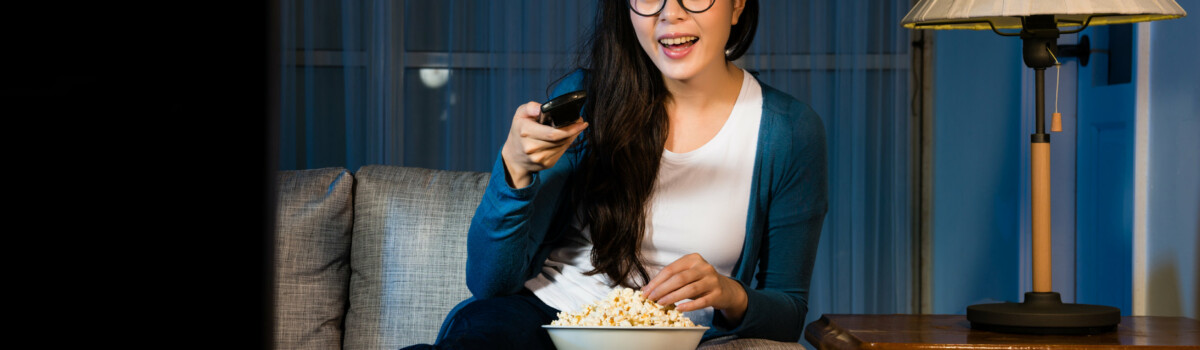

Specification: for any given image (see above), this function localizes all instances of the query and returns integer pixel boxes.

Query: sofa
[271,165,809,349]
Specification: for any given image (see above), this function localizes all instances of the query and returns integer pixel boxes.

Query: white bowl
[543,325,709,350]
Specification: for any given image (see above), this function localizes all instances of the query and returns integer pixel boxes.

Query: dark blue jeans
[402,289,560,350]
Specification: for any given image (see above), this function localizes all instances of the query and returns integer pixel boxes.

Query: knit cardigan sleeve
[464,71,586,299]
[707,87,829,342]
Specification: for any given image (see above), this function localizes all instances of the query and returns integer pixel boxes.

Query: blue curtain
[280,0,592,171]
[280,0,913,342]
[742,1,913,324]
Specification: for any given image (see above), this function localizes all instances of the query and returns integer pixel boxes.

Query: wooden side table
[804,314,1199,349]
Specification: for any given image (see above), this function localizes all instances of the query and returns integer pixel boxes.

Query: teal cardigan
[456,70,828,342]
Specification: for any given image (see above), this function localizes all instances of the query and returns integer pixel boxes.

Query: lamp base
[967,292,1120,335]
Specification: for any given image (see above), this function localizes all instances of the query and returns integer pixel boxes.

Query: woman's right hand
[501,101,588,188]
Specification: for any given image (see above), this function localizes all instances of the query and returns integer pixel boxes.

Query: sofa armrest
[273,167,355,350]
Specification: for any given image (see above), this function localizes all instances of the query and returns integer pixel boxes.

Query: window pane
[292,0,345,50]
[405,0,593,54]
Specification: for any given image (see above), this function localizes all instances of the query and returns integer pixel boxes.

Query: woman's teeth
[659,36,698,46]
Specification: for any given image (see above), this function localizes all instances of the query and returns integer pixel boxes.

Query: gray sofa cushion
[344,165,489,350]
[273,167,355,350]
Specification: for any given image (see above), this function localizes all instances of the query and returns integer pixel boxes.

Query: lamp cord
[1047,47,1060,114]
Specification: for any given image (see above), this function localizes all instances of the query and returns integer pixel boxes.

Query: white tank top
[525,71,762,326]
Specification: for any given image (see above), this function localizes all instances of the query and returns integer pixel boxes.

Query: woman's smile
[658,33,700,59]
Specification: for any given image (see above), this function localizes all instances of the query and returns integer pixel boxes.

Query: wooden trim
[913,24,936,315]
[1132,22,1151,316]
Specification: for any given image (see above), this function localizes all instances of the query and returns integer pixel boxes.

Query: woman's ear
[731,0,747,25]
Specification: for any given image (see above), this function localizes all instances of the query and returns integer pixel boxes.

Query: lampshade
[902,0,1187,30]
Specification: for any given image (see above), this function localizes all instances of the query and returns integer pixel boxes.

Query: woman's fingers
[514,103,586,151]
[644,253,701,297]
[504,102,588,174]
[647,267,693,300]
[643,253,739,312]
[518,125,585,166]
[519,137,569,155]
[557,117,589,137]
[512,101,541,120]
[675,292,718,312]
[520,127,584,152]
[641,254,749,321]
[524,101,542,119]
[653,272,709,306]
[520,117,587,144]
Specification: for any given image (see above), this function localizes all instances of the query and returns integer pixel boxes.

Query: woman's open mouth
[659,36,699,59]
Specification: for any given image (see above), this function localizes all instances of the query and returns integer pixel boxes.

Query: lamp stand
[965,15,1121,335]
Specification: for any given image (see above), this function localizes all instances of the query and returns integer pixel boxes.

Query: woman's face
[630,0,746,82]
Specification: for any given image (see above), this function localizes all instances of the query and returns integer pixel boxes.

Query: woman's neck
[660,60,746,153]
[663,61,744,112]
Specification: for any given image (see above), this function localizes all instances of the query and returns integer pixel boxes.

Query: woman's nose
[659,0,688,23]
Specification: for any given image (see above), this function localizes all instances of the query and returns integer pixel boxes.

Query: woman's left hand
[642,253,749,323]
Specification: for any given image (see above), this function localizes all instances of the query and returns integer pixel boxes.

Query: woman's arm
[465,71,588,298]
[465,151,572,298]
[711,101,829,342]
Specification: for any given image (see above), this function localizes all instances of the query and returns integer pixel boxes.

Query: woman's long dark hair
[565,0,759,288]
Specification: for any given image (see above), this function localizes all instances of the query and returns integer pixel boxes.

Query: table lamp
[900,0,1186,335]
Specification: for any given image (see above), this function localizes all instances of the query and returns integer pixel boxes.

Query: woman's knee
[436,294,557,349]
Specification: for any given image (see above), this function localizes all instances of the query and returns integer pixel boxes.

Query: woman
[414,0,826,348]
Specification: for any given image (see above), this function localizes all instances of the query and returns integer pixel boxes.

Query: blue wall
[1147,2,1199,319]
[1074,24,1136,315]
[931,30,1024,314]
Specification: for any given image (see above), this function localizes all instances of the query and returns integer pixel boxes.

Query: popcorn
[549,287,698,327]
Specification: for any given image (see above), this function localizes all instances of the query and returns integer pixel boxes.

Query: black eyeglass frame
[627,0,717,17]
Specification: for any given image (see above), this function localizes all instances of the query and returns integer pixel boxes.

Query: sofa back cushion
[274,167,355,350]
[344,165,488,349]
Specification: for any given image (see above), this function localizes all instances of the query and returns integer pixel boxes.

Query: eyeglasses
[627,0,717,17]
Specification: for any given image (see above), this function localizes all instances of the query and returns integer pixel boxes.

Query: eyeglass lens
[629,0,717,16]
